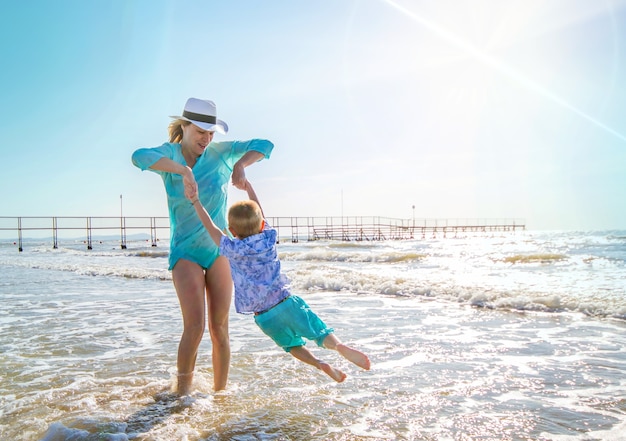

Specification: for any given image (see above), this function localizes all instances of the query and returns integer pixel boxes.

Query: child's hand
[182,167,198,202]
[184,183,198,202]
[231,162,249,190]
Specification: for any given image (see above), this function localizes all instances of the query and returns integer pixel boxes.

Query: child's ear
[228,226,237,237]
[260,220,265,232]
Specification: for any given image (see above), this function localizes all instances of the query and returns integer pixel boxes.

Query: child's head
[228,200,264,239]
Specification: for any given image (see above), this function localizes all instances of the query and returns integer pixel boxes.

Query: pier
[0,216,525,251]
[303,217,525,242]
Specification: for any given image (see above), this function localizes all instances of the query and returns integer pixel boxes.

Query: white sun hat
[170,97,229,134]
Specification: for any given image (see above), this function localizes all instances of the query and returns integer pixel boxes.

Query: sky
[1,0,626,231]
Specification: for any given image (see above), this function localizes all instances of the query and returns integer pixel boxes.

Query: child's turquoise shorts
[254,295,334,352]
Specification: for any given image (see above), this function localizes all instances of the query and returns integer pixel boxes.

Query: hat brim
[170,115,228,135]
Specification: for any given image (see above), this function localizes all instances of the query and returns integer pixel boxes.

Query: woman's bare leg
[290,346,346,383]
[322,334,371,370]
[172,259,207,395]
[205,256,233,391]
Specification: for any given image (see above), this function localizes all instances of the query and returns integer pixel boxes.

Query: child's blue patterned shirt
[219,222,291,314]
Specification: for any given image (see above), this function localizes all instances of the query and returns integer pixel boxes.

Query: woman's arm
[148,158,197,197]
[132,144,197,196]
[231,151,265,190]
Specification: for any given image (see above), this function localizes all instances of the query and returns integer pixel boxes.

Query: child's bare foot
[320,362,347,383]
[337,344,371,370]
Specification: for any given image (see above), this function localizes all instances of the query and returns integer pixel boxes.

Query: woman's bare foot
[176,372,194,396]
[320,362,347,382]
[337,344,371,370]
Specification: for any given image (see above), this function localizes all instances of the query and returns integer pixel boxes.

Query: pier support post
[86,217,93,250]
[120,216,127,249]
[17,217,23,252]
[150,217,157,247]
[52,217,58,249]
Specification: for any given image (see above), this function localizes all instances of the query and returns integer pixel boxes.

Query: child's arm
[185,181,226,246]
[243,180,265,218]
[190,198,225,246]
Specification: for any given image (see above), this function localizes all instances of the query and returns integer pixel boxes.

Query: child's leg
[289,345,347,383]
[322,334,371,370]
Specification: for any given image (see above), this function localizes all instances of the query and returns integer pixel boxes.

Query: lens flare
[381,0,626,143]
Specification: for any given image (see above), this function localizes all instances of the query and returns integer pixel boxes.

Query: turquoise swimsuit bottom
[132,139,273,270]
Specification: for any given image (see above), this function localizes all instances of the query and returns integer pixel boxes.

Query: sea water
[0,230,625,440]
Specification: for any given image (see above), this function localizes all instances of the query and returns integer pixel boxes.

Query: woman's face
[182,123,214,156]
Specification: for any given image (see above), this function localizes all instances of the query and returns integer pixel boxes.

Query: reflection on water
[1,232,626,440]
[1,276,624,440]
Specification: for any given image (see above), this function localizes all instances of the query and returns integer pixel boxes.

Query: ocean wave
[3,253,624,320]
[607,235,626,241]
[130,250,169,258]
[502,253,568,264]
[279,249,426,263]
[287,266,626,321]
[470,292,626,320]
[3,231,624,321]
[63,265,171,281]
[1,258,171,281]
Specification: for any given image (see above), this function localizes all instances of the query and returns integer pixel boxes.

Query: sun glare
[377,0,626,143]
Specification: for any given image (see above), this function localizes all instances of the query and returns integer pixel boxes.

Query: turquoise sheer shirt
[132,139,274,270]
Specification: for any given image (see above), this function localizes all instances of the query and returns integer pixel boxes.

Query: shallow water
[1,231,625,440]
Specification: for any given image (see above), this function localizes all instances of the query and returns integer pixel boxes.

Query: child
[187,181,370,382]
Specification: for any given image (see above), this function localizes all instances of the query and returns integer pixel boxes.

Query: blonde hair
[168,119,191,143]
[228,200,264,239]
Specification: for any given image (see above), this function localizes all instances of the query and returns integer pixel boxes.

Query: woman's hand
[184,183,199,202]
[231,162,248,190]
[182,166,198,201]
[232,151,264,190]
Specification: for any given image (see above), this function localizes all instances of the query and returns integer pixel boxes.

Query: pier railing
[0,216,525,251]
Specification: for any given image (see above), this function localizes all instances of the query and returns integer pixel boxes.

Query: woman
[132,98,273,393]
